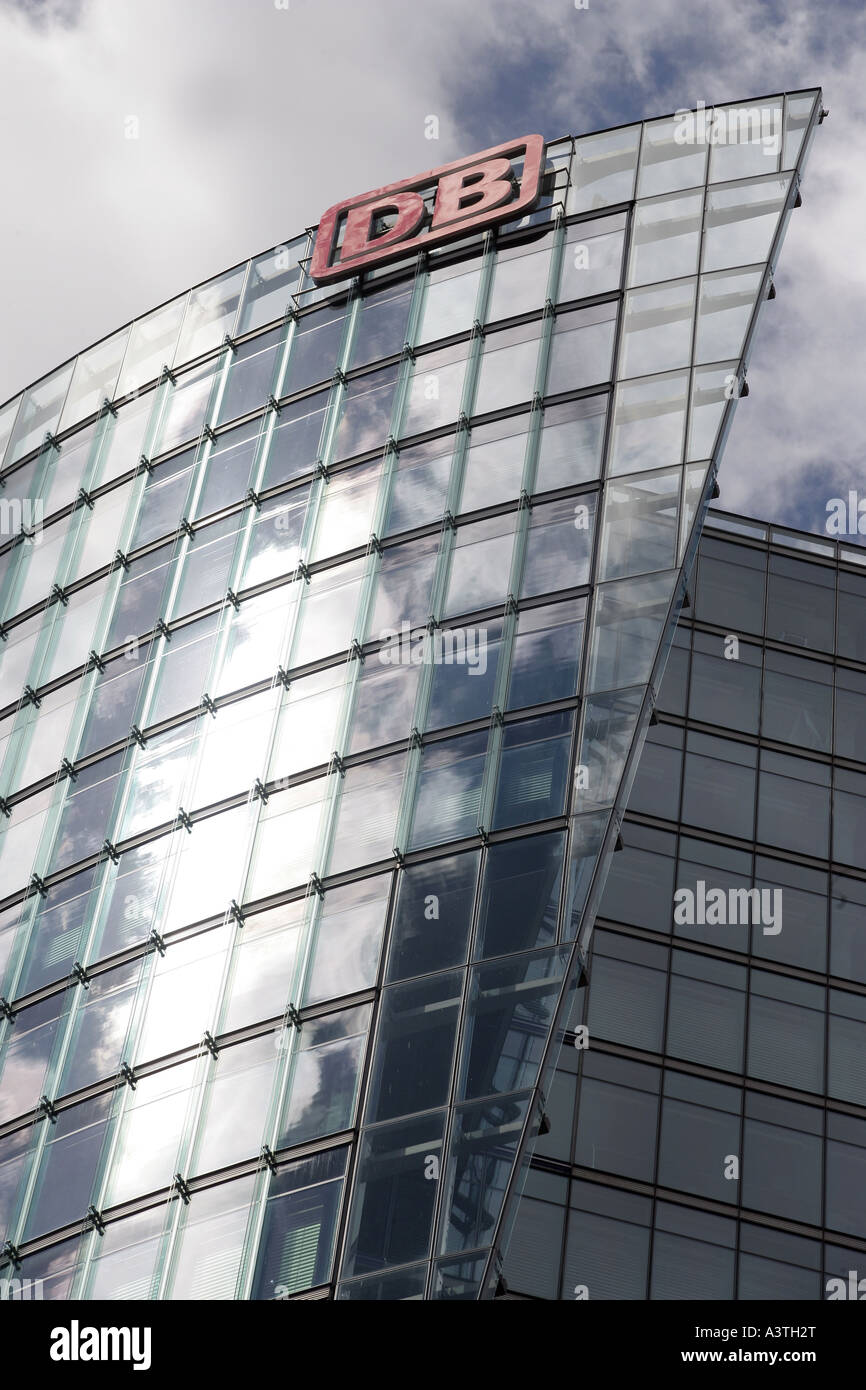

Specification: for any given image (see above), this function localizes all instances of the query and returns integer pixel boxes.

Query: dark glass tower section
[504,513,866,1301]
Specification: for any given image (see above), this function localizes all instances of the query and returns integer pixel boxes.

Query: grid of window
[504,517,866,1301]
[0,90,822,1301]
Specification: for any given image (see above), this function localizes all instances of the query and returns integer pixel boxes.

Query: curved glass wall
[0,90,822,1300]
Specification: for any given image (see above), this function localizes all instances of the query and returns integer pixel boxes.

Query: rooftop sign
[309,134,545,284]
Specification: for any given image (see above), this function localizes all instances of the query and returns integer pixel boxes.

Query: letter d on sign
[341,193,426,263]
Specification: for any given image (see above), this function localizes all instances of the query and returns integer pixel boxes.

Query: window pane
[627,192,702,288]
[279,1005,371,1147]
[559,214,625,301]
[365,970,463,1123]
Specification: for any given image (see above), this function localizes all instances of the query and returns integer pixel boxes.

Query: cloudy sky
[1,0,864,538]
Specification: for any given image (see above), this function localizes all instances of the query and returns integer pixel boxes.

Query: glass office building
[504,512,866,1300]
[0,91,829,1300]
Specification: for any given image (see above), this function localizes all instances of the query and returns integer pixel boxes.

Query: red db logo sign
[310,135,545,285]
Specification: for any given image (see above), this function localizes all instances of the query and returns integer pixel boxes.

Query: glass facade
[503,514,866,1301]
[0,91,825,1301]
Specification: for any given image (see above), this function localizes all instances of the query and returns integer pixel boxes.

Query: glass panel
[474,320,543,417]
[195,422,261,522]
[293,558,365,666]
[608,371,689,476]
[341,1111,446,1279]
[381,435,455,536]
[260,391,328,491]
[438,1092,531,1256]
[409,729,488,850]
[311,459,381,562]
[695,267,763,363]
[190,687,277,810]
[22,1093,112,1241]
[303,874,391,1006]
[546,303,617,396]
[487,233,554,323]
[283,305,346,398]
[689,628,761,734]
[458,414,528,514]
[707,98,783,181]
[95,390,154,487]
[702,175,791,273]
[0,994,65,1126]
[169,513,243,619]
[103,1059,198,1207]
[242,486,311,588]
[153,360,219,458]
[766,553,835,652]
[627,191,703,288]
[417,261,481,344]
[761,649,832,750]
[279,1004,371,1147]
[216,327,283,426]
[568,125,640,213]
[667,950,746,1071]
[444,513,517,617]
[349,650,421,751]
[559,213,626,301]
[245,776,328,902]
[192,1035,278,1176]
[599,467,680,581]
[637,115,708,197]
[424,619,502,732]
[748,969,824,1090]
[401,343,470,438]
[534,395,606,494]
[458,946,568,1099]
[507,597,585,709]
[619,279,696,378]
[587,569,677,693]
[6,362,74,467]
[134,925,233,1063]
[695,536,765,632]
[351,283,413,370]
[474,831,563,958]
[366,970,463,1123]
[237,239,305,336]
[492,710,573,829]
[86,1205,168,1301]
[783,94,817,170]
[174,265,246,365]
[681,731,757,840]
[214,585,295,697]
[57,961,142,1097]
[835,668,866,763]
[251,1147,347,1299]
[687,363,734,460]
[222,899,304,1033]
[328,751,406,875]
[116,297,186,398]
[168,1175,256,1299]
[269,663,346,782]
[331,365,397,464]
[385,849,479,982]
[59,329,128,430]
